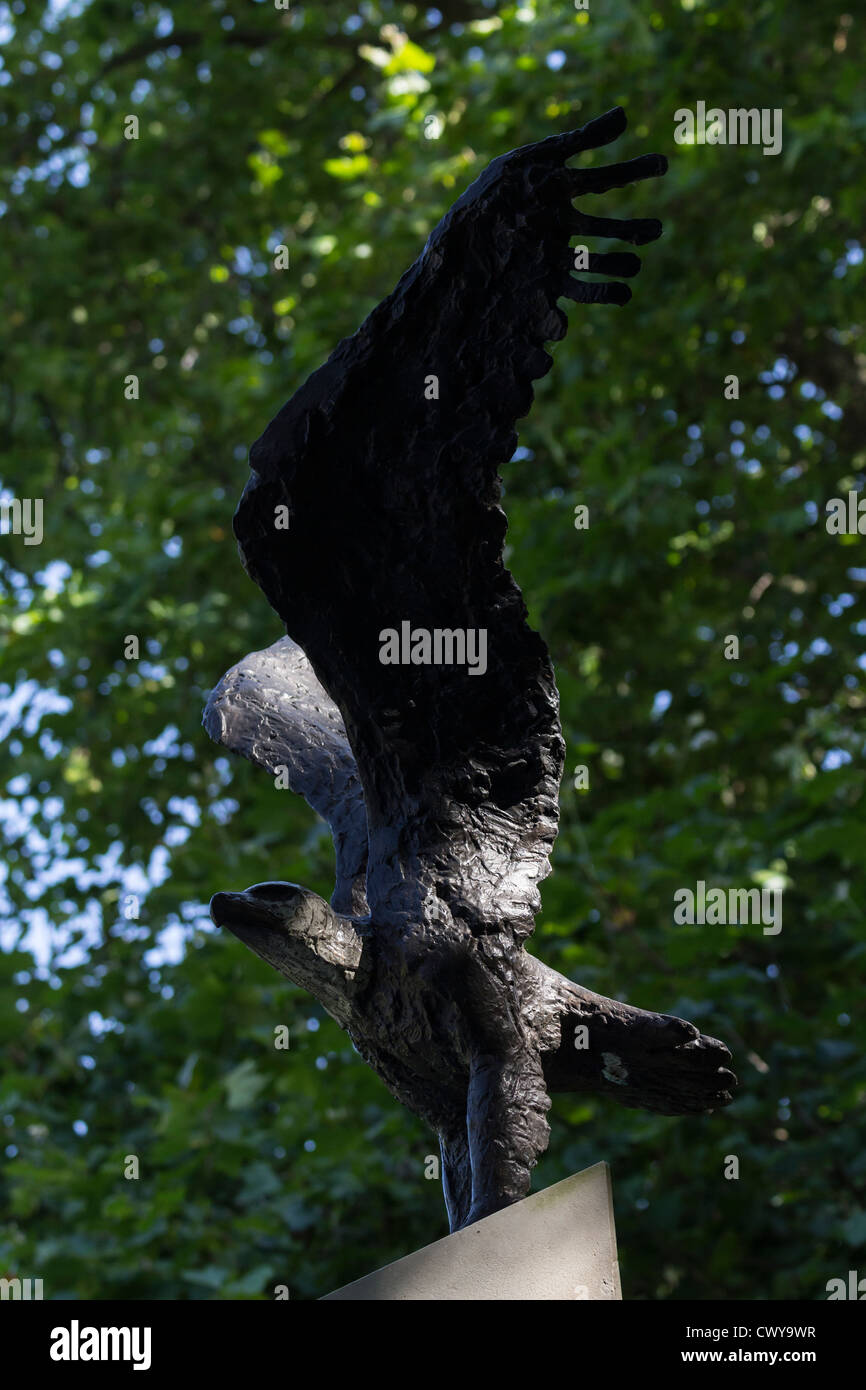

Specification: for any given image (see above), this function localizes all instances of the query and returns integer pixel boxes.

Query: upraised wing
[225,106,667,940]
[203,637,369,916]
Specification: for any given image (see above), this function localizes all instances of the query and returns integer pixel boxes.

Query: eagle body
[206,108,736,1233]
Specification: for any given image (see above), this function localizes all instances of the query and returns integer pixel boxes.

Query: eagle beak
[210,890,280,931]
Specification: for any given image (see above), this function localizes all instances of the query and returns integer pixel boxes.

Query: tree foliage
[1,0,864,1299]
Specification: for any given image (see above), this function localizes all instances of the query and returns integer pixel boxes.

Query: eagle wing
[203,637,368,915]
[219,106,667,940]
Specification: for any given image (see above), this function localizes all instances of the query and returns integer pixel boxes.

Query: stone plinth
[322,1161,621,1301]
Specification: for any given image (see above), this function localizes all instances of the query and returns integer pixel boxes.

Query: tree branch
[99,28,276,77]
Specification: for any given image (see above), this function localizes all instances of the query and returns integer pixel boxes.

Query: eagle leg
[461,1047,552,1231]
[438,1126,473,1233]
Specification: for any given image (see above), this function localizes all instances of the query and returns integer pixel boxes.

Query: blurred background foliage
[1,0,864,1300]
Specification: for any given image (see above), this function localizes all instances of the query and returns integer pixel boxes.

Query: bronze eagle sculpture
[204,106,736,1233]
